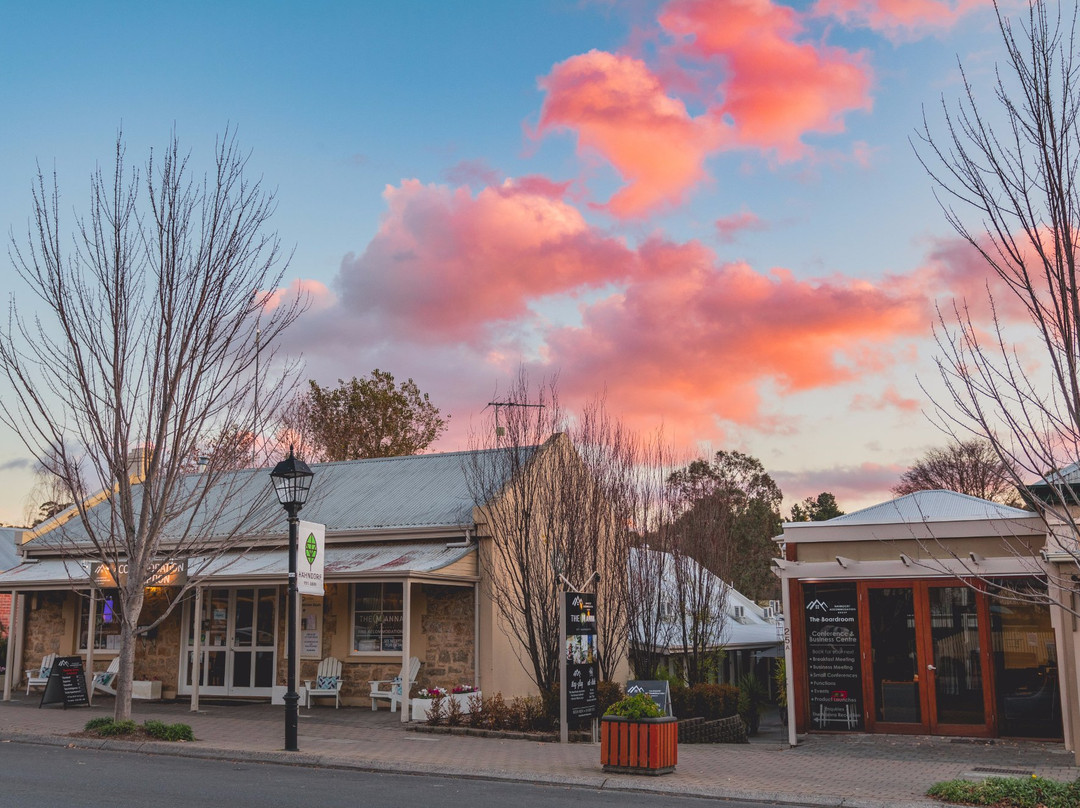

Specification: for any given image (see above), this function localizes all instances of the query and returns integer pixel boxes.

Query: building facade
[775,490,1077,760]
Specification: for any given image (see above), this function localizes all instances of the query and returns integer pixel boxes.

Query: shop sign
[803,582,863,730]
[91,559,187,589]
[297,521,325,597]
[626,680,672,715]
[39,655,89,708]
[564,591,598,720]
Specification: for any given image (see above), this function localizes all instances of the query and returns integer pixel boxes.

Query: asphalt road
[0,741,810,808]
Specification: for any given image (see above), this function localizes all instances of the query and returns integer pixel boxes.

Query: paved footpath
[2,695,1078,808]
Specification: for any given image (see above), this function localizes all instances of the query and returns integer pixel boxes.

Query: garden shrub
[927,776,1080,808]
[96,719,138,736]
[424,693,446,726]
[669,682,691,719]
[445,694,463,726]
[84,716,114,732]
[596,681,623,716]
[693,683,739,719]
[604,692,663,719]
[143,720,195,742]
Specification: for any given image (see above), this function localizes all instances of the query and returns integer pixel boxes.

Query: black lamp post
[269,446,314,752]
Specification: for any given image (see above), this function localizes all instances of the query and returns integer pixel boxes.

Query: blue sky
[0,0,1018,524]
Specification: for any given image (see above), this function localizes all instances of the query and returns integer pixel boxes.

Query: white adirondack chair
[25,653,56,695]
[92,657,121,696]
[305,656,343,708]
[368,656,421,712]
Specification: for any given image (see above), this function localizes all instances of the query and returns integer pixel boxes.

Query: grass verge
[83,717,195,742]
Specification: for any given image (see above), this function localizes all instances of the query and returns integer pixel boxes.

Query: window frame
[78,589,122,652]
[350,581,404,657]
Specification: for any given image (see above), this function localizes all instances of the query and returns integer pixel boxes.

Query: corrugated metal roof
[26,446,535,550]
[629,548,782,652]
[810,490,1031,526]
[0,541,475,587]
[0,527,20,571]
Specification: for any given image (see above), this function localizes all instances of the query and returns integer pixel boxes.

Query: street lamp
[269,446,314,752]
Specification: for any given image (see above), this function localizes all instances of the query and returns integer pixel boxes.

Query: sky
[0,0,1025,525]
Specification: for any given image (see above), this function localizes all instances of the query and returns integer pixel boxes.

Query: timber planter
[600,715,678,775]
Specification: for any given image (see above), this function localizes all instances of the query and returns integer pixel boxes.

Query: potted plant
[600,692,677,775]
[774,659,788,726]
[737,673,766,735]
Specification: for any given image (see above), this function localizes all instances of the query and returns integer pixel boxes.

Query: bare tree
[0,130,305,720]
[465,371,633,695]
[626,434,681,681]
[915,0,1080,592]
[892,439,1022,504]
[466,372,568,695]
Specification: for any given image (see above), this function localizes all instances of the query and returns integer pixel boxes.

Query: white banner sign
[297,521,325,597]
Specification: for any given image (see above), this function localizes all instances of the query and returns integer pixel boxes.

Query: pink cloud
[773,462,907,513]
[332,178,636,343]
[852,384,922,412]
[814,0,987,39]
[533,0,873,217]
[541,237,930,434]
[264,278,335,313]
[536,50,724,218]
[659,0,874,159]
[715,208,769,243]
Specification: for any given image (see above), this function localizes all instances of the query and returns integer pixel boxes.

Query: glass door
[229,587,277,693]
[866,586,922,730]
[862,580,993,736]
[925,584,991,735]
[182,587,278,696]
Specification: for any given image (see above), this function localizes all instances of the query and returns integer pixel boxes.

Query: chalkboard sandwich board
[39,655,90,709]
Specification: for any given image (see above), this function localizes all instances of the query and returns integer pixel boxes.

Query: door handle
[927,664,937,671]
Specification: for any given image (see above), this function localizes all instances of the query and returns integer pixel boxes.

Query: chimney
[126,446,151,479]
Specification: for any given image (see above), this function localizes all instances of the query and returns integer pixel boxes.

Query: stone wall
[420,585,475,690]
[129,588,183,691]
[20,591,67,675]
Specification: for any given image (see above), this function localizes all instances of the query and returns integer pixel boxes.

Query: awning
[0,541,477,590]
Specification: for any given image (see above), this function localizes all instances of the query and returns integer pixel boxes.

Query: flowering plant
[452,684,476,694]
[418,686,447,698]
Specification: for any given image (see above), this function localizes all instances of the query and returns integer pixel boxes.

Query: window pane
[990,578,1063,738]
[353,582,404,654]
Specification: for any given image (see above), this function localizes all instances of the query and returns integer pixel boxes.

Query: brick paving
[2,694,1078,808]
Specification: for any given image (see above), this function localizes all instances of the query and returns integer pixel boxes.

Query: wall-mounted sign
[803,582,863,730]
[564,591,598,720]
[91,559,187,589]
[297,521,325,597]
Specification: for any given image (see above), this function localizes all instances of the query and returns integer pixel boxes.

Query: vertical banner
[297,521,325,597]
[564,591,598,721]
[803,582,863,730]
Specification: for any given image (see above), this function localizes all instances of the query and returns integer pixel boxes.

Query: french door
[863,580,993,736]
[181,587,279,696]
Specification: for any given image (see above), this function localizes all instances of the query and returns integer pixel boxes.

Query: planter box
[131,680,162,700]
[411,691,479,722]
[600,715,678,775]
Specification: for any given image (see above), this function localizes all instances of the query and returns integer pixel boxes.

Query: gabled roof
[817,490,1031,526]
[25,445,537,552]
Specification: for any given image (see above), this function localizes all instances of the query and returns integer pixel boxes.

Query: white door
[181,587,278,696]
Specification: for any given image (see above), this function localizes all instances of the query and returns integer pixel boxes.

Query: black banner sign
[803,582,862,730]
[564,592,598,720]
[39,655,89,709]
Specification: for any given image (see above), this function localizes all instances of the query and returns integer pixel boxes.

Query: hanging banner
[297,521,325,596]
[564,591,598,720]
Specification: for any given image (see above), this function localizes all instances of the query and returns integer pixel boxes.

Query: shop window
[352,582,403,653]
[79,591,121,651]
[989,578,1063,739]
